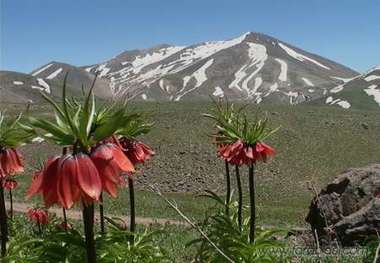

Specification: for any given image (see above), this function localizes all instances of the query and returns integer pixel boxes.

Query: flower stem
[99,193,105,233]
[62,208,68,231]
[37,218,42,235]
[82,203,96,263]
[128,177,136,243]
[62,147,68,231]
[248,163,256,243]
[0,181,8,257]
[9,189,13,220]
[235,165,243,231]
[225,160,231,215]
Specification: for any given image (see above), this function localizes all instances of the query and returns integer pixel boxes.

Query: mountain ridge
[2,31,378,109]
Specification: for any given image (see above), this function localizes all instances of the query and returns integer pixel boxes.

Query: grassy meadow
[2,101,380,227]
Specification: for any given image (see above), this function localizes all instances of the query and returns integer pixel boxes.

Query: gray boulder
[306,164,380,246]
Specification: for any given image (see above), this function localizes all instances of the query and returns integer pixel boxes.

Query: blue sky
[1,0,379,73]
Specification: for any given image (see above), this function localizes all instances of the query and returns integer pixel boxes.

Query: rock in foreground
[306,164,380,246]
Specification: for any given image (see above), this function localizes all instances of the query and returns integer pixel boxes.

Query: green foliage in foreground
[2,211,378,262]
[4,216,169,263]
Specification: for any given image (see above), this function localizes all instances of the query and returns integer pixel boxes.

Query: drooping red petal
[41,156,61,207]
[26,170,44,198]
[110,144,135,172]
[57,155,81,209]
[103,178,118,198]
[76,154,101,201]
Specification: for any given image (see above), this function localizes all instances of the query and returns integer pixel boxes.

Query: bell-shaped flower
[118,138,154,165]
[2,178,18,190]
[27,154,102,209]
[91,143,134,197]
[27,208,49,225]
[0,148,24,177]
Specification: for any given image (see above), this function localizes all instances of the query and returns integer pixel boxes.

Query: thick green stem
[82,204,96,263]
[235,165,243,231]
[0,181,8,257]
[99,194,105,233]
[128,177,136,243]
[225,160,231,215]
[248,163,256,243]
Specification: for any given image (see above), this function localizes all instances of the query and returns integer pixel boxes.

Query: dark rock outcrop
[306,164,380,246]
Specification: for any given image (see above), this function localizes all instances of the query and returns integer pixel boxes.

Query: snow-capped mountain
[81,32,357,104]
[1,32,365,105]
[320,65,380,110]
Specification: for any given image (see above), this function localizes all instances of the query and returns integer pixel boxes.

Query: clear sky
[1,0,379,74]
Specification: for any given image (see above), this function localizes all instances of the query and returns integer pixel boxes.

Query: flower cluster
[27,143,134,208]
[205,100,278,166]
[218,140,275,165]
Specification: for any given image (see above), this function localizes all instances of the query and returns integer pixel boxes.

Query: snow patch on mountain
[330,85,344,93]
[96,64,111,78]
[13,81,24,85]
[122,46,184,74]
[213,86,224,98]
[275,58,287,81]
[365,75,380,82]
[175,33,248,70]
[364,84,380,106]
[31,85,44,91]
[230,43,268,94]
[330,76,354,83]
[32,64,53,76]
[302,77,314,86]
[326,96,351,109]
[175,59,214,101]
[36,78,50,93]
[46,68,63,79]
[278,43,330,70]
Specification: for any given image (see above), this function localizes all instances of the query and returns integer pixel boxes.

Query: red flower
[118,139,154,165]
[0,148,24,178]
[2,179,18,190]
[27,144,134,208]
[27,208,49,225]
[27,154,102,209]
[91,143,134,197]
[218,140,275,165]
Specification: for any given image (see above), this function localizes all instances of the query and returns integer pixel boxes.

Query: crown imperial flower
[0,148,24,178]
[2,178,19,190]
[119,138,154,165]
[218,140,275,165]
[27,208,49,225]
